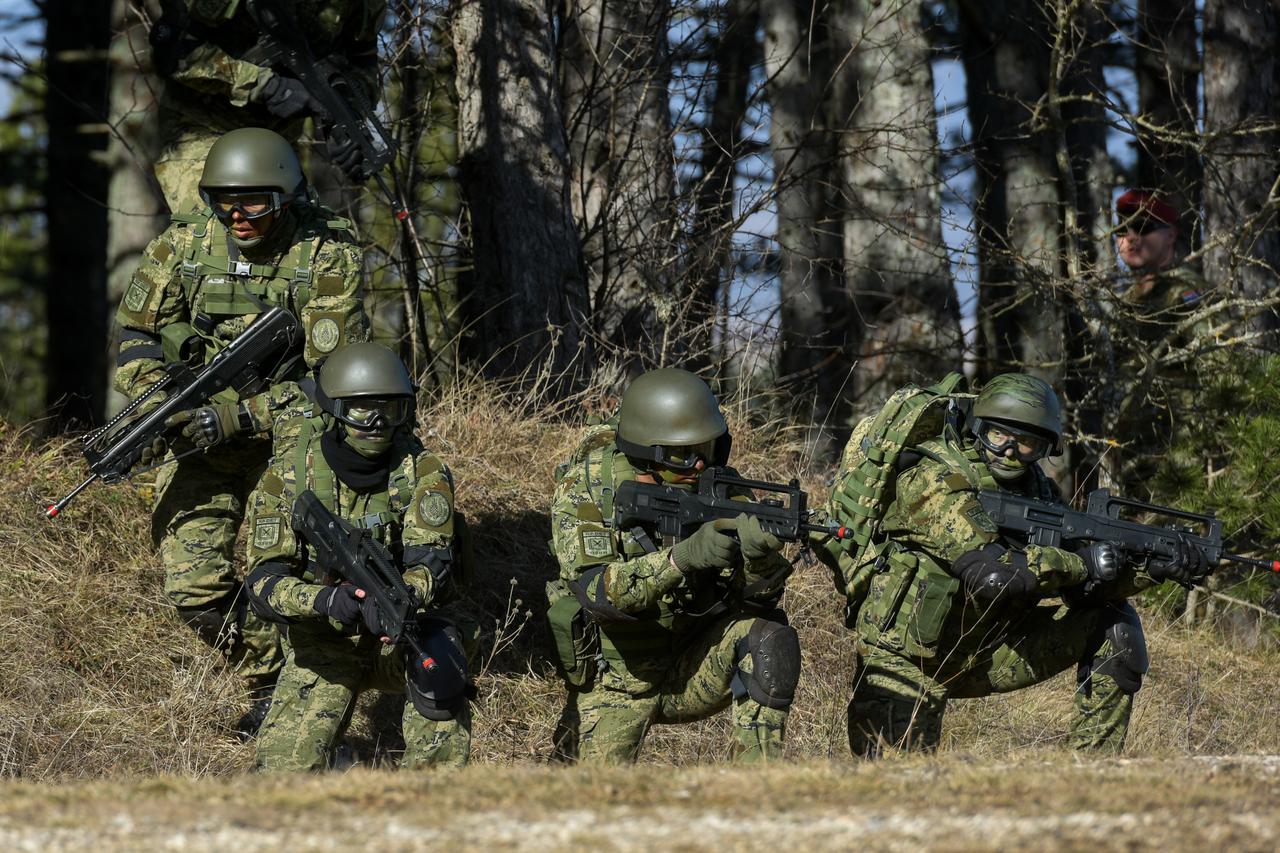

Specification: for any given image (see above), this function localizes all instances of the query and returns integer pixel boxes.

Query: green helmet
[616,368,729,469]
[199,127,305,196]
[972,373,1063,453]
[315,343,416,430]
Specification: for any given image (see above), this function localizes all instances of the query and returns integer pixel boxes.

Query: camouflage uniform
[244,402,472,771]
[844,432,1157,756]
[114,203,369,688]
[152,0,385,212]
[547,426,799,764]
[1106,264,1213,492]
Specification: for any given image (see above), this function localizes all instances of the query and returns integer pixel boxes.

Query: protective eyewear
[202,190,285,221]
[652,439,720,472]
[333,396,413,430]
[974,419,1052,463]
[1120,216,1172,236]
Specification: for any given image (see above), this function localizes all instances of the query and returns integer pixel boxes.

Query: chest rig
[171,207,323,352]
[293,411,417,546]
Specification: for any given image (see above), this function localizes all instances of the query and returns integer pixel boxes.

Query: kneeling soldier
[548,368,800,764]
[245,343,473,771]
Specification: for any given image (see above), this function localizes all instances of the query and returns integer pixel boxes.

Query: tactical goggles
[1119,216,1172,236]
[332,396,413,430]
[201,189,288,222]
[616,433,731,473]
[974,418,1052,463]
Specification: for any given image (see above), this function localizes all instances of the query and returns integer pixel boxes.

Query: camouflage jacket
[858,435,1154,658]
[113,205,369,432]
[245,405,465,632]
[157,0,385,135]
[550,426,793,647]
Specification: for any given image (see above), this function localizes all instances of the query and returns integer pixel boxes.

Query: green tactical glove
[166,402,249,449]
[138,435,169,468]
[736,513,783,562]
[670,518,740,573]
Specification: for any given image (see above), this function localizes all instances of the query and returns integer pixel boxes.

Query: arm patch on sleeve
[578,524,618,563]
[416,489,454,532]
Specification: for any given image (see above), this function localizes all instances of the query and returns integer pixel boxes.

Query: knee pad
[1080,601,1148,694]
[175,589,244,653]
[734,619,801,711]
[405,617,471,721]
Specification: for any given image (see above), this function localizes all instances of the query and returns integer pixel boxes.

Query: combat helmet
[972,373,1063,457]
[616,368,730,471]
[313,343,416,431]
[200,127,306,196]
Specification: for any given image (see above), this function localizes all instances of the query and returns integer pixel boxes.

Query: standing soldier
[245,343,473,771]
[1105,189,1214,491]
[148,0,387,212]
[827,374,1207,756]
[113,127,370,736]
[547,369,800,764]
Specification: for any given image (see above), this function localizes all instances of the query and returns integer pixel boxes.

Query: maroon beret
[1116,189,1179,226]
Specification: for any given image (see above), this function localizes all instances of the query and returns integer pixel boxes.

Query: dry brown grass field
[2,382,1277,849]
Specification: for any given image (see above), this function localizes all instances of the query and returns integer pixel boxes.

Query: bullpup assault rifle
[291,490,468,700]
[613,467,848,545]
[977,488,1280,584]
[46,306,300,518]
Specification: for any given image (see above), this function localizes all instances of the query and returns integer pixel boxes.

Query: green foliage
[0,66,46,424]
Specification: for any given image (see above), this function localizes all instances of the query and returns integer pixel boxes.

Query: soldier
[149,0,386,212]
[842,373,1207,756]
[244,343,472,771]
[547,368,800,764]
[113,126,370,736]
[1105,189,1214,491]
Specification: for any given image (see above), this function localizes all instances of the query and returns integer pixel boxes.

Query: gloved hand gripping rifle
[46,306,300,518]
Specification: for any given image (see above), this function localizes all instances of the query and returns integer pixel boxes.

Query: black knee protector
[1079,601,1148,694]
[733,619,801,711]
[405,616,471,721]
[175,589,245,653]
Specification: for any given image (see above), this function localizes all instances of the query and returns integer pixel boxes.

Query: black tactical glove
[736,513,783,562]
[167,402,249,449]
[257,74,326,121]
[359,596,387,639]
[670,518,740,573]
[325,131,366,181]
[1075,541,1121,585]
[952,544,1037,604]
[1148,534,1210,586]
[312,584,363,627]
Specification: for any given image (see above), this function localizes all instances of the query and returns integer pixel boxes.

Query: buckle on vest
[230,260,253,277]
[293,267,312,284]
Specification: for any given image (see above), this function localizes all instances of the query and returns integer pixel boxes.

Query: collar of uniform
[320,427,394,491]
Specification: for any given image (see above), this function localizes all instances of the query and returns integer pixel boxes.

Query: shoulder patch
[253,516,281,550]
[579,526,616,560]
[964,503,998,533]
[123,278,151,313]
[316,274,345,297]
[944,472,973,492]
[310,317,341,353]
[417,490,452,528]
[1181,289,1200,304]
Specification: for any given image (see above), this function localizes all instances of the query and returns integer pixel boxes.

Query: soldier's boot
[235,681,276,742]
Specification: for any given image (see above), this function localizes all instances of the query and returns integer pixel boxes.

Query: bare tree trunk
[961,0,1065,382]
[452,0,591,389]
[763,0,848,454]
[105,0,165,416]
[1202,0,1280,336]
[1137,0,1200,253]
[560,0,675,368]
[686,0,756,369]
[45,0,111,428]
[838,0,960,412]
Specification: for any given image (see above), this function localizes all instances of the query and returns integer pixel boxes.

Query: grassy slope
[2,385,1279,847]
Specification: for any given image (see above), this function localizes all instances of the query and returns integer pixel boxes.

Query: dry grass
[2,378,1278,782]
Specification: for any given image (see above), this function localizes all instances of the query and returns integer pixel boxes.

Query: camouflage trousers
[256,625,471,772]
[553,614,790,765]
[152,439,282,687]
[848,601,1136,757]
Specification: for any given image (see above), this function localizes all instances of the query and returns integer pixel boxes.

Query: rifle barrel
[1223,553,1280,573]
[45,473,99,519]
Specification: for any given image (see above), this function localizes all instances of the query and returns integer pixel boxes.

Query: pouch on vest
[546,589,599,688]
[160,321,204,366]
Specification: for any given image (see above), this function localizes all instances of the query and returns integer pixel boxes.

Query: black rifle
[244,0,400,207]
[292,489,466,688]
[46,307,301,518]
[612,467,846,544]
[977,488,1280,584]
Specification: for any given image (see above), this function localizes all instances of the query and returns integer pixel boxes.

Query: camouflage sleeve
[241,380,306,435]
[113,227,190,401]
[299,235,370,368]
[400,451,462,608]
[244,416,328,620]
[895,462,1088,592]
[550,464,686,613]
